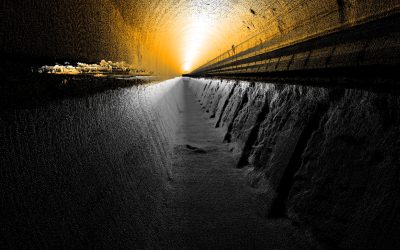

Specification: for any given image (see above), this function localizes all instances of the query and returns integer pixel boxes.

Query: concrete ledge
[188,14,400,79]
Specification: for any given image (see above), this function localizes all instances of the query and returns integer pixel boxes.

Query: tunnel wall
[187,77,400,249]
[2,1,399,75]
[1,0,134,63]
[0,78,183,249]
[0,0,178,74]
[190,1,399,75]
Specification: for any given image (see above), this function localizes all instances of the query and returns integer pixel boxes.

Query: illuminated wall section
[2,0,398,75]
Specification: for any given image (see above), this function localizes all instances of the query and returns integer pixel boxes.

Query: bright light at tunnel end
[180,11,213,74]
[182,62,191,73]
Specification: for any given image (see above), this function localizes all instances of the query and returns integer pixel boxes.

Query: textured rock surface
[162,80,310,249]
[187,77,400,249]
[0,78,182,249]
[2,1,398,73]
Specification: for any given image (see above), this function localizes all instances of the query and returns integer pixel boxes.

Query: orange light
[183,62,191,72]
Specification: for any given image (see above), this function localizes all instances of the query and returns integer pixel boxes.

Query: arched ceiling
[2,0,398,76]
[118,0,399,75]
[110,0,268,74]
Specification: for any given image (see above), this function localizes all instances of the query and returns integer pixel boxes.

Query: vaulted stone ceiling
[2,0,398,75]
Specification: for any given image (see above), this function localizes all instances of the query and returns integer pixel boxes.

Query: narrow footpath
[164,81,308,249]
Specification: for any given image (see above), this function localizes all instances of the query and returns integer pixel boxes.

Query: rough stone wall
[1,0,131,63]
[187,77,400,249]
[0,78,183,249]
[247,0,399,44]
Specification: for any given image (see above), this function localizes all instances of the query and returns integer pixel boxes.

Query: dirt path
[163,81,308,249]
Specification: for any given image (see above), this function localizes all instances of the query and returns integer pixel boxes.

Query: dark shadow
[268,103,329,217]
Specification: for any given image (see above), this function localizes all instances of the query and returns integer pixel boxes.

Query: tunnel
[1,1,400,249]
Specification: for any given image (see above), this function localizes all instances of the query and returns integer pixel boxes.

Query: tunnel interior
[3,0,398,75]
[1,1,400,249]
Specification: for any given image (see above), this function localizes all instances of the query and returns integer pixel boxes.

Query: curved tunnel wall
[1,1,399,249]
[0,78,184,249]
[2,1,398,74]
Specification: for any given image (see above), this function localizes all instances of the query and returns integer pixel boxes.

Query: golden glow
[117,0,263,75]
[180,13,209,72]
[25,1,397,76]
[182,62,191,72]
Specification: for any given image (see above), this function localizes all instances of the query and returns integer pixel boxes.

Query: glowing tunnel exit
[152,0,261,75]
[181,14,209,73]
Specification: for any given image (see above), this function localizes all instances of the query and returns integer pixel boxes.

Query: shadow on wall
[186,77,400,250]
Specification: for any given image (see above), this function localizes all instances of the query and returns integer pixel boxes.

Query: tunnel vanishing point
[1,1,400,249]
